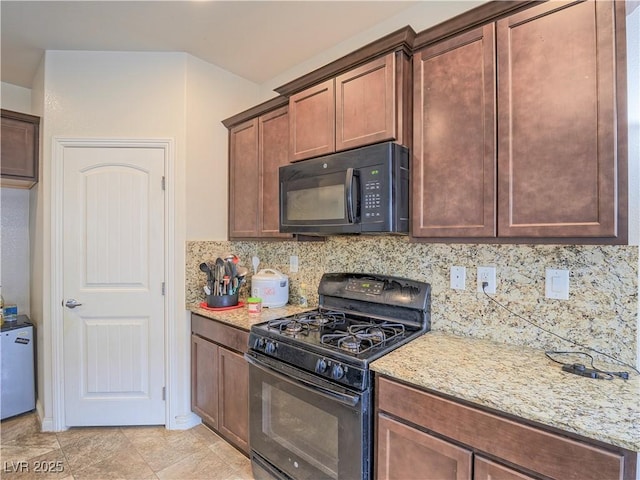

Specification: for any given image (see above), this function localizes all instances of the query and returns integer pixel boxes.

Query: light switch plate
[545,268,569,300]
[290,255,299,273]
[450,266,466,290]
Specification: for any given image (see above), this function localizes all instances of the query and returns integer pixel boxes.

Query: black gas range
[246,273,431,480]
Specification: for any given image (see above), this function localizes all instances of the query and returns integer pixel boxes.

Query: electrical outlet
[289,255,299,273]
[477,266,496,294]
[450,266,466,290]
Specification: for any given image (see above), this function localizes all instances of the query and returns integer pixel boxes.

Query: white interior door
[62,145,166,426]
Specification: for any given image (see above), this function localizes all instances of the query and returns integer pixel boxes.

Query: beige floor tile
[0,445,61,464]
[1,414,252,480]
[1,412,42,443]
[209,441,250,471]
[155,448,237,480]
[189,424,225,448]
[121,426,207,472]
[71,443,156,480]
[58,429,133,471]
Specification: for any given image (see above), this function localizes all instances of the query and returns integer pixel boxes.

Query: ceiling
[0,0,432,89]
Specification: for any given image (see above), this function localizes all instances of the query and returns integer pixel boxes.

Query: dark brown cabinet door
[377,413,472,480]
[412,25,496,238]
[229,119,260,238]
[1,109,40,188]
[228,107,292,239]
[218,347,249,454]
[191,335,219,429]
[259,106,291,238]
[496,0,620,238]
[335,52,397,152]
[289,79,335,161]
[474,457,536,480]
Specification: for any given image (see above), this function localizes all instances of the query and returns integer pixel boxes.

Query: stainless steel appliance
[246,273,431,480]
[279,142,409,235]
[1,315,36,420]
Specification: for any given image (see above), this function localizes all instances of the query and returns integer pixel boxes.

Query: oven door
[246,351,370,480]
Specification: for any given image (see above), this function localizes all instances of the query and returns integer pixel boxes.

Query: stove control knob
[254,338,266,350]
[265,340,277,355]
[331,364,345,380]
[315,359,328,374]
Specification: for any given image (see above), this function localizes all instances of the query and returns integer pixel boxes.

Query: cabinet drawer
[191,314,249,354]
[377,377,625,480]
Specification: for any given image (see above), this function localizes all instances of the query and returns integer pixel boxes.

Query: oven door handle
[246,353,361,408]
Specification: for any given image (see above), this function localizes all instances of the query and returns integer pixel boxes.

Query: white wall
[259,0,486,99]
[31,50,262,430]
[1,189,31,316]
[0,82,34,317]
[185,56,260,241]
[1,82,33,113]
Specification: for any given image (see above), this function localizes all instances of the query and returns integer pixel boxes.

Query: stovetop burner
[267,310,346,336]
[321,322,406,355]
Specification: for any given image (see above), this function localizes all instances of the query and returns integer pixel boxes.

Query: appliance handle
[246,353,360,408]
[345,168,359,224]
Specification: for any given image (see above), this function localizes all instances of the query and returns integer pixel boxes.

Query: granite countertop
[189,303,313,331]
[371,331,640,452]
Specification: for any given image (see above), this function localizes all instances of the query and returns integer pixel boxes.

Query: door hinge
[162,386,166,401]
[161,176,166,191]
[162,282,165,296]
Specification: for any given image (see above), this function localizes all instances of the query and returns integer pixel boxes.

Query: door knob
[64,299,83,309]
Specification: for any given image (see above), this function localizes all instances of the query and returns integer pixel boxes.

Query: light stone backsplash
[186,237,638,367]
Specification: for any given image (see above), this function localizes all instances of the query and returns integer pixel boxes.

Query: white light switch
[450,266,466,290]
[545,268,569,300]
[290,255,299,273]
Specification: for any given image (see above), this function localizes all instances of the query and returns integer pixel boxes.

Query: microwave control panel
[362,166,385,221]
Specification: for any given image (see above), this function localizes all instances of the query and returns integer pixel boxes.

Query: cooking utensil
[236,266,249,278]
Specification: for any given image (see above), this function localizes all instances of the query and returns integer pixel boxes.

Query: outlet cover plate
[477,266,496,294]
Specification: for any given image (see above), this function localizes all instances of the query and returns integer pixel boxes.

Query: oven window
[264,384,338,477]
[287,184,344,221]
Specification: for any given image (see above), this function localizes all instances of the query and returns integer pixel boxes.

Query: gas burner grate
[267,310,346,336]
[321,322,406,354]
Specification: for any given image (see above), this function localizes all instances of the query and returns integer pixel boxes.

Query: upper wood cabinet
[227,102,292,239]
[412,25,496,238]
[412,0,627,243]
[1,109,40,189]
[289,51,411,162]
[496,0,623,239]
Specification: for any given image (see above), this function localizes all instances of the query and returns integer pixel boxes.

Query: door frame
[50,137,175,430]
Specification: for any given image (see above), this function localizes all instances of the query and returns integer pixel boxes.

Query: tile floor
[0,412,253,480]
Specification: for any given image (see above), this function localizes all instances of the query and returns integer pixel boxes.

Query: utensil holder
[207,292,239,308]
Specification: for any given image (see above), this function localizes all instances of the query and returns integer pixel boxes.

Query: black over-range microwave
[279,141,409,235]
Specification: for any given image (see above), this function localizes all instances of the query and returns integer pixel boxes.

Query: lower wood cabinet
[377,414,472,480]
[376,376,636,480]
[191,314,249,454]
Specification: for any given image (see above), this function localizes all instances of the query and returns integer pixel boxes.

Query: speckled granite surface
[189,303,313,331]
[371,331,640,452]
[186,238,638,367]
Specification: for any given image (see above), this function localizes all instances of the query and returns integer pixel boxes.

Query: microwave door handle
[345,168,359,223]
